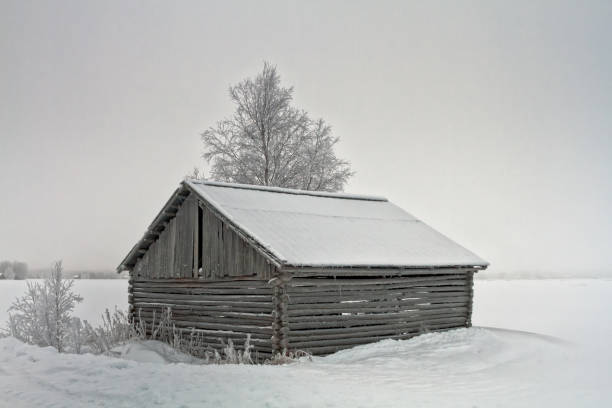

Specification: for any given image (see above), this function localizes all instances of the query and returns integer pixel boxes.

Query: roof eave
[117,180,286,273]
[279,263,488,271]
[116,185,191,272]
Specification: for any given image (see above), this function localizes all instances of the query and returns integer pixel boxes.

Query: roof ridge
[224,206,419,222]
[186,179,388,202]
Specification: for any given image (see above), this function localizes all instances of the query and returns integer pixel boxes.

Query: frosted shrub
[69,317,83,354]
[75,308,141,354]
[266,349,313,365]
[136,307,256,364]
[8,260,83,352]
[223,338,238,363]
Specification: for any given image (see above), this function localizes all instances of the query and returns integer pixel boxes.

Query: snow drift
[1,327,609,408]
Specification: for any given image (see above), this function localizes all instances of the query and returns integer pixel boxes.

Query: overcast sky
[1,0,611,273]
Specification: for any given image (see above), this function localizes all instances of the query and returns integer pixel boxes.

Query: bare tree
[201,63,353,192]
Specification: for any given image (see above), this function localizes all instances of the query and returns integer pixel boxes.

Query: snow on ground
[111,340,205,365]
[0,278,611,407]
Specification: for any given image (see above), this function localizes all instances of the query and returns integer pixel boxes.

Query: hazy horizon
[1,0,611,274]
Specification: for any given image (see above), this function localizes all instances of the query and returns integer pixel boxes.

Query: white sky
[1,0,611,273]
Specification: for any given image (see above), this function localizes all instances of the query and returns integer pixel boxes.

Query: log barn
[117,180,488,359]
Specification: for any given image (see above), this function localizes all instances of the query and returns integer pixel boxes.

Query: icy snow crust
[186,180,488,267]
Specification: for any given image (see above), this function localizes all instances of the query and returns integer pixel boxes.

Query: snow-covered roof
[183,180,488,269]
[118,180,488,271]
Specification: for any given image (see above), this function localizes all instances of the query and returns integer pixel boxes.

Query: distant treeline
[27,268,127,279]
[0,261,28,279]
[0,261,127,279]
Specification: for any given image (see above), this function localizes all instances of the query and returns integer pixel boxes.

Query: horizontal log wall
[130,278,275,360]
[285,272,474,355]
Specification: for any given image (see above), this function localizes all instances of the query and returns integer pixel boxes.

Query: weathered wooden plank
[137,311,273,326]
[289,317,466,338]
[192,197,199,278]
[132,279,269,286]
[225,224,232,277]
[287,303,469,317]
[201,207,210,278]
[287,286,471,298]
[287,293,470,305]
[290,326,460,353]
[290,326,457,349]
[137,309,272,323]
[134,306,272,316]
[217,214,223,277]
[288,322,461,343]
[288,306,468,323]
[287,275,467,287]
[286,281,469,293]
[156,226,164,279]
[135,303,272,314]
[132,302,273,314]
[131,287,274,295]
[466,271,474,327]
[168,217,176,277]
[172,195,193,278]
[287,308,467,323]
[132,296,273,306]
[172,206,181,278]
[157,223,165,278]
[135,303,273,316]
[132,291,273,302]
[142,248,151,278]
[165,320,272,334]
[288,313,467,330]
[286,268,477,277]
[184,195,195,278]
[155,237,163,279]
[136,307,272,320]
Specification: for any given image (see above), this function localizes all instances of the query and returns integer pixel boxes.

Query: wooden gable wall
[199,202,275,280]
[132,193,275,280]
[133,194,198,279]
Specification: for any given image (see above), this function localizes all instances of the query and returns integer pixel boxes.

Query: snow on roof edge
[185,180,489,269]
[282,262,489,269]
[186,179,388,202]
[118,180,489,272]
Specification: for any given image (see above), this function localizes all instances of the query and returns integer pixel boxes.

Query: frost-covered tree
[201,62,353,192]
[8,260,83,352]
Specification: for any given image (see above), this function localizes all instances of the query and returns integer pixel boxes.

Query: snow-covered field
[0,279,128,326]
[1,278,611,407]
